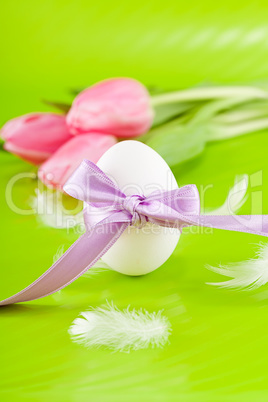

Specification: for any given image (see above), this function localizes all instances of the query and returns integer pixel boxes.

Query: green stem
[208,117,268,141]
[190,97,249,125]
[150,86,268,106]
[214,109,268,124]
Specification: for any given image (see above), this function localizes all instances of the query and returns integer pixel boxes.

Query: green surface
[2,1,268,401]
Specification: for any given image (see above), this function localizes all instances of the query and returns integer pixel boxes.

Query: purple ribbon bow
[1,159,268,306]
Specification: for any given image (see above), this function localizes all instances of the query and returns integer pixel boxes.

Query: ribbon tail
[183,215,268,237]
[0,222,129,306]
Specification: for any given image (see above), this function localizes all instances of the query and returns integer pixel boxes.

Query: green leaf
[152,101,197,127]
[69,87,85,96]
[145,123,206,166]
[42,100,71,113]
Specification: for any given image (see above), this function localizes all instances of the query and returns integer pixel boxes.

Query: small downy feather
[203,174,248,215]
[69,301,171,352]
[29,188,84,229]
[207,243,268,290]
[53,245,65,264]
[204,175,268,291]
[82,259,111,276]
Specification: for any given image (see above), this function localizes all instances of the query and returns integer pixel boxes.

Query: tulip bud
[66,78,154,138]
[38,133,117,189]
[1,113,72,165]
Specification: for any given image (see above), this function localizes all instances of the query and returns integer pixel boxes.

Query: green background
[2,1,268,401]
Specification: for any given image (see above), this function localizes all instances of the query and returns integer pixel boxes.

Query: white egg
[96,140,180,276]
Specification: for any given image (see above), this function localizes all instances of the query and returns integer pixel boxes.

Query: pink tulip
[1,113,72,165]
[66,78,154,138]
[38,133,117,189]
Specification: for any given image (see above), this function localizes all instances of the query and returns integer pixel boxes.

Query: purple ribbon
[1,159,268,306]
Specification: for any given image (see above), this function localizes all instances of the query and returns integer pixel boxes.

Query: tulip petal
[1,113,72,165]
[38,133,117,189]
[66,78,154,138]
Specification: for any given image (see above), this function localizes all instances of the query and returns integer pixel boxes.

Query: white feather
[204,175,268,290]
[29,188,84,229]
[69,301,171,352]
[204,174,248,215]
[207,243,268,290]
[82,259,111,276]
[53,245,65,264]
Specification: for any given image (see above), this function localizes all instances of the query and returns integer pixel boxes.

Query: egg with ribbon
[2,139,266,307]
[96,140,180,275]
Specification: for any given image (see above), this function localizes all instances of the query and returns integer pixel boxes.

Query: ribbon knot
[122,195,147,228]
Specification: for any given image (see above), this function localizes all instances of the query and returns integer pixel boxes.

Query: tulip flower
[66,78,154,138]
[1,113,72,165]
[38,133,117,189]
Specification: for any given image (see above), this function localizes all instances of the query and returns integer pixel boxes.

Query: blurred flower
[1,113,72,165]
[38,133,117,189]
[66,78,154,138]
